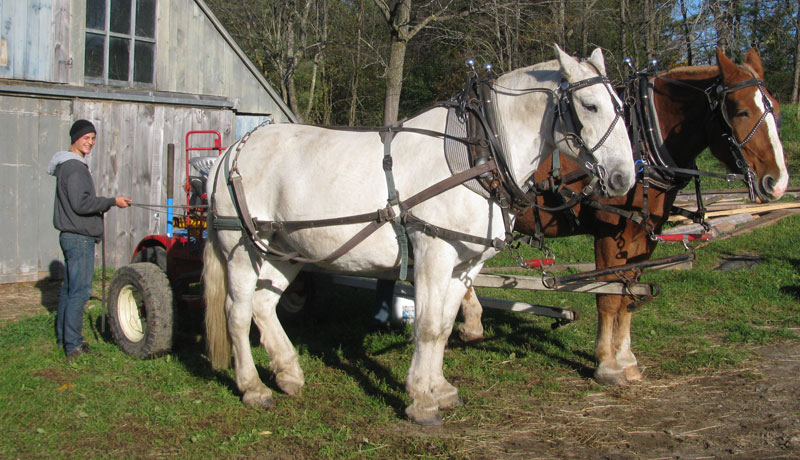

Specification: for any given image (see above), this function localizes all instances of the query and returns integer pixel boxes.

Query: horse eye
[735,110,749,117]
[583,103,598,113]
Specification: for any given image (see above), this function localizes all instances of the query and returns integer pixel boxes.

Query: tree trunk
[679,0,693,65]
[349,0,364,126]
[619,0,628,62]
[793,0,800,104]
[383,38,408,125]
[381,0,411,125]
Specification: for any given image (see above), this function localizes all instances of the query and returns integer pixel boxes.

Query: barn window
[85,0,156,86]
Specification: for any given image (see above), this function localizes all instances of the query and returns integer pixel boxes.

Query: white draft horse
[202,46,636,426]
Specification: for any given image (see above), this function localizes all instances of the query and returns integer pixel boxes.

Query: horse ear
[554,44,579,81]
[744,48,765,79]
[587,47,607,76]
[716,47,744,84]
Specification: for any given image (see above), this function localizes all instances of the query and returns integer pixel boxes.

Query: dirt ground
[4,280,799,459]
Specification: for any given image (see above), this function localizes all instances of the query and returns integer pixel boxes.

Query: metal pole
[166,144,175,238]
[101,224,106,333]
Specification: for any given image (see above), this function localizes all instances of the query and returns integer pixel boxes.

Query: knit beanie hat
[70,120,96,145]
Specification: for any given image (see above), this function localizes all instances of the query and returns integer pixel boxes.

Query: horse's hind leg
[251,262,305,396]
[225,244,274,408]
[458,287,485,342]
[405,243,467,426]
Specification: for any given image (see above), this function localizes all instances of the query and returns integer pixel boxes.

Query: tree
[372,0,472,124]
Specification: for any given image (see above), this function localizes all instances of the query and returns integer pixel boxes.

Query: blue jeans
[57,232,96,355]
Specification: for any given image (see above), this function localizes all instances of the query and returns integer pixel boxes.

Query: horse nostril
[609,172,627,192]
[761,175,776,195]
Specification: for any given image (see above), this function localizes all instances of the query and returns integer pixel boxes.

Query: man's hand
[115,196,132,208]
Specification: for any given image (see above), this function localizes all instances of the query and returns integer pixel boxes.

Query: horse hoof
[406,406,443,427]
[276,373,304,397]
[624,365,643,382]
[458,329,484,343]
[594,370,630,387]
[242,392,274,409]
[438,392,464,411]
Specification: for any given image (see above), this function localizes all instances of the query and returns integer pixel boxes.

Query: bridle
[650,67,778,202]
[554,73,625,189]
[714,74,778,201]
[487,64,626,202]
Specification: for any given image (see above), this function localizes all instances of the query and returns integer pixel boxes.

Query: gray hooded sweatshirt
[47,151,116,239]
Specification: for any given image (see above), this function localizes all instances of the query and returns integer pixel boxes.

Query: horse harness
[529,62,778,242]
[210,68,620,280]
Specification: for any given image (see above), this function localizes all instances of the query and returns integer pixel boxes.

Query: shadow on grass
[90,275,592,418]
[777,257,800,301]
[454,308,596,379]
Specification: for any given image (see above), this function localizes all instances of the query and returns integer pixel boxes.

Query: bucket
[391,294,416,325]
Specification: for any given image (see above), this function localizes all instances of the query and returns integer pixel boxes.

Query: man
[47,120,132,361]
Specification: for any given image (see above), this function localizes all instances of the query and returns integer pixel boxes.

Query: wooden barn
[0,0,296,283]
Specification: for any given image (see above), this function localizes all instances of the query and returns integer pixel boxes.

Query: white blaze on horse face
[753,91,789,199]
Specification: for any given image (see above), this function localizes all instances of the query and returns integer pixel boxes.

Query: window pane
[110,0,132,34]
[85,33,105,78]
[135,0,156,38]
[109,37,130,81]
[86,0,106,30]
[134,41,154,84]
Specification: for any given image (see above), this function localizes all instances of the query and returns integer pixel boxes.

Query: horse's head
[552,45,636,197]
[712,48,788,202]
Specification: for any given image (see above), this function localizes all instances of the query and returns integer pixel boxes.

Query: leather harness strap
[214,157,500,267]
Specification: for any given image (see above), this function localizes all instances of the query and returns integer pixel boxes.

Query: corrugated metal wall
[0,94,235,282]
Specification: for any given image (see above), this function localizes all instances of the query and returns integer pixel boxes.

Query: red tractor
[106,131,310,358]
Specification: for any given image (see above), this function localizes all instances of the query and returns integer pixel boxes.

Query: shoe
[65,343,90,362]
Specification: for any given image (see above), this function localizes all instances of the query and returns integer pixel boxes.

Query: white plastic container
[391,294,416,325]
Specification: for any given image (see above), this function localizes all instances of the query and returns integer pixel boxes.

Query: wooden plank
[51,0,70,83]
[36,100,71,278]
[716,209,800,240]
[327,275,578,321]
[669,201,800,221]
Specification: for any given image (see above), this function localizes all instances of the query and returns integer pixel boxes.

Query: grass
[1,106,798,459]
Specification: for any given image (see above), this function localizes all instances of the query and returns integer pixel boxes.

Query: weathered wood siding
[155,1,291,121]
[0,96,71,283]
[0,0,294,282]
[0,0,70,83]
[0,94,235,282]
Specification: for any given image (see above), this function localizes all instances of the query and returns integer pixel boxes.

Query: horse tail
[203,227,231,369]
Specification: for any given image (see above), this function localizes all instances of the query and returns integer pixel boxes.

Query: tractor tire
[132,245,167,273]
[108,263,175,358]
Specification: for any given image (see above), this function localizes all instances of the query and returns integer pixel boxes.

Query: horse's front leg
[458,286,485,342]
[593,235,631,386]
[226,247,274,408]
[612,235,657,383]
[251,262,306,397]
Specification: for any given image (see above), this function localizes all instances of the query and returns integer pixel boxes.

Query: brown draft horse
[458,48,788,386]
